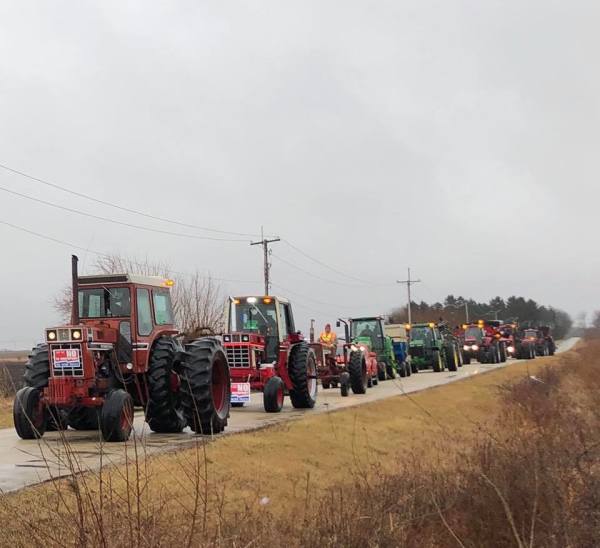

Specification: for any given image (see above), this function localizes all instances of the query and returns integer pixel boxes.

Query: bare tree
[53,254,225,338]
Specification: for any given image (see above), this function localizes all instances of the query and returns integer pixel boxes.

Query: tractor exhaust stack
[71,255,79,325]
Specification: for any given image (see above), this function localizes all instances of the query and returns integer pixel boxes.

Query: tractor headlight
[71,329,82,340]
[507,346,515,353]
[47,330,57,341]
[242,334,249,342]
[472,345,479,351]
[350,344,359,352]
[223,335,231,342]
[463,345,470,351]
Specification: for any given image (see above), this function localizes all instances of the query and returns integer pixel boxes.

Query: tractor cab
[225,296,296,362]
[74,274,177,372]
[350,317,385,352]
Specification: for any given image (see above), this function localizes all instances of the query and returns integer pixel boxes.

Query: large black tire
[499,344,507,363]
[23,344,50,389]
[445,345,458,372]
[432,351,443,373]
[100,389,134,442]
[348,351,367,394]
[181,337,231,434]
[14,387,46,439]
[463,354,471,365]
[288,343,318,409]
[385,361,397,380]
[67,407,100,430]
[321,381,331,390]
[146,337,186,433]
[410,361,419,374]
[340,372,350,397]
[405,362,412,377]
[263,376,284,413]
[377,362,387,382]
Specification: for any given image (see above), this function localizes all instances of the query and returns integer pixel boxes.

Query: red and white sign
[53,348,82,369]
[231,382,251,403]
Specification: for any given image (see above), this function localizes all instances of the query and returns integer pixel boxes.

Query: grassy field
[0,338,592,546]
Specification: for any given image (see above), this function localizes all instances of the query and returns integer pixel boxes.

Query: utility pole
[250,227,280,296]
[397,268,421,325]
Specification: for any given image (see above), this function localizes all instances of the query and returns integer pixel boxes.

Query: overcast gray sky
[1,1,598,348]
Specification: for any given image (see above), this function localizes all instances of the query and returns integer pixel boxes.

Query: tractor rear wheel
[499,344,507,363]
[340,372,350,397]
[348,351,367,394]
[181,338,231,434]
[100,389,134,442]
[263,376,284,413]
[14,387,46,439]
[288,343,318,409]
[432,351,443,373]
[67,407,100,430]
[146,337,186,434]
[23,344,50,389]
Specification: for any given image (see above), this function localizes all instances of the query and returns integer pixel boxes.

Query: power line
[281,239,375,284]
[0,162,261,238]
[0,219,260,284]
[0,184,249,243]
[271,253,366,287]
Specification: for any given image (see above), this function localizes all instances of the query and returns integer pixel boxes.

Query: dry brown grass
[0,338,594,547]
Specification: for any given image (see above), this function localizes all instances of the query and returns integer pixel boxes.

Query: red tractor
[223,296,318,413]
[461,320,506,364]
[314,318,379,396]
[14,256,231,442]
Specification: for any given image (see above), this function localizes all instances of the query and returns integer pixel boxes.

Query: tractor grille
[226,346,251,368]
[52,343,84,377]
[57,328,71,342]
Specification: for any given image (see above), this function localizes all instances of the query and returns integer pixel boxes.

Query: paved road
[0,338,579,492]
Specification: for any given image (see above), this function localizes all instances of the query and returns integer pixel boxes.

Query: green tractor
[343,316,409,379]
[406,322,460,373]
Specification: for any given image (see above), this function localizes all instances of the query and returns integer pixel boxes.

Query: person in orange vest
[319,323,337,355]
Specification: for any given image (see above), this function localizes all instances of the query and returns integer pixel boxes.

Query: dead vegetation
[0,336,598,547]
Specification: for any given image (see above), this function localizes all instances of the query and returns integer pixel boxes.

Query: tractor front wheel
[263,376,284,413]
[340,372,350,397]
[348,351,367,394]
[14,387,46,439]
[146,337,186,434]
[288,343,318,409]
[100,389,134,442]
[432,351,443,373]
[181,338,231,434]
[386,361,397,379]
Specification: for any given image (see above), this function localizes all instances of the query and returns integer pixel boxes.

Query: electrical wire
[271,253,366,287]
[0,162,261,238]
[281,239,376,284]
[0,219,260,284]
[0,184,250,243]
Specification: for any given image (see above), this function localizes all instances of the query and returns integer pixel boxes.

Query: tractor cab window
[465,327,483,341]
[409,327,432,343]
[230,299,279,339]
[153,289,174,325]
[78,287,131,318]
[352,319,382,350]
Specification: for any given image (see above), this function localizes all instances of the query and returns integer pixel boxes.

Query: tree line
[389,295,573,338]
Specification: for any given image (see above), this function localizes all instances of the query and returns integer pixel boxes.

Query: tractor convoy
[13,256,558,442]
